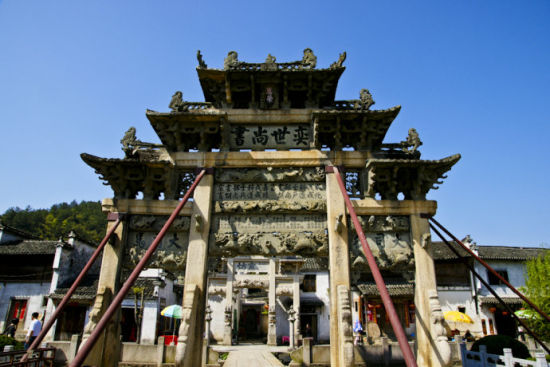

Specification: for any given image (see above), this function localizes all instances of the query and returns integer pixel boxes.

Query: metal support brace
[22,213,125,362]
[70,169,209,367]
[328,165,418,367]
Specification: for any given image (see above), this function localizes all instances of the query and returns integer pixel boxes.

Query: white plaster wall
[474,261,526,297]
[438,288,483,335]
[276,301,289,340]
[140,301,159,344]
[208,295,227,342]
[314,272,330,341]
[0,282,50,336]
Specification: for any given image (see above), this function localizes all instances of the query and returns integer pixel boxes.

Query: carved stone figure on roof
[121,127,138,156]
[120,127,163,158]
[330,51,347,68]
[196,50,207,69]
[169,91,187,112]
[302,48,317,69]
[224,51,240,70]
[402,128,423,153]
[262,54,278,71]
[359,89,375,110]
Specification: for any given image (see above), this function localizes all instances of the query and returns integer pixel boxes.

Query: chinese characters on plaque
[230,124,310,150]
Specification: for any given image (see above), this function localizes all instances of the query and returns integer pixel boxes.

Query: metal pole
[427,216,550,323]
[330,166,418,367]
[70,168,208,367]
[22,214,124,361]
[429,224,550,355]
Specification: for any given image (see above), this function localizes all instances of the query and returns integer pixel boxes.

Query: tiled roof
[0,223,40,240]
[51,276,99,301]
[300,258,328,272]
[51,276,161,301]
[479,296,523,305]
[0,240,60,255]
[432,242,548,261]
[356,281,414,297]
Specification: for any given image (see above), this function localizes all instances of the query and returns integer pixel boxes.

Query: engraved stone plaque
[214,214,326,232]
[230,124,311,150]
[214,182,326,201]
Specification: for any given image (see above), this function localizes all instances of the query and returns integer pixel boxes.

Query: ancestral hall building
[81,50,460,367]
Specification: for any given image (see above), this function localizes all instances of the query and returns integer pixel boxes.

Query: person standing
[2,318,19,338]
[24,312,42,350]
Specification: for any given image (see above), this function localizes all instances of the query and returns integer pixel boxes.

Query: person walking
[24,312,42,350]
[2,318,19,338]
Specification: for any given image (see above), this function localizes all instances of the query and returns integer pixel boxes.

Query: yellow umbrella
[444,311,474,324]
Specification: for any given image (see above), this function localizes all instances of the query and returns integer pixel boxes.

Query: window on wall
[7,299,27,323]
[302,274,316,292]
[458,306,466,313]
[488,270,509,285]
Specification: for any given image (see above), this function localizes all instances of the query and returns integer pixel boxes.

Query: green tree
[522,250,550,342]
[1,201,106,244]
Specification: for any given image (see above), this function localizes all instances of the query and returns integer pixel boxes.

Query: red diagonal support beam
[22,213,124,362]
[70,168,209,367]
[329,166,418,367]
[429,223,550,355]
[427,216,550,323]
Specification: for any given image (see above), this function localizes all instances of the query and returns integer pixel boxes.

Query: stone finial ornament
[302,48,317,69]
[359,89,375,110]
[330,51,347,68]
[224,51,240,70]
[196,50,207,69]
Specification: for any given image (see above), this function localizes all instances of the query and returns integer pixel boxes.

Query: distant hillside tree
[522,250,550,342]
[1,201,106,244]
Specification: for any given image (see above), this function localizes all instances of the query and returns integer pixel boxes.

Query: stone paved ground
[223,349,284,367]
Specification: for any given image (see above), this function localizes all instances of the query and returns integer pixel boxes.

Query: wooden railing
[0,347,55,367]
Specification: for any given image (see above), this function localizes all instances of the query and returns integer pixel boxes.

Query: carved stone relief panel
[349,215,413,272]
[124,215,190,278]
[215,167,326,183]
[276,280,294,297]
[233,275,269,289]
[211,168,328,256]
[214,182,326,201]
[210,231,328,257]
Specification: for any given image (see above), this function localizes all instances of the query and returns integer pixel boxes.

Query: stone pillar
[293,274,301,343]
[326,170,354,367]
[267,258,277,345]
[288,308,296,348]
[176,172,214,367]
[411,213,451,367]
[223,259,234,345]
[80,214,126,367]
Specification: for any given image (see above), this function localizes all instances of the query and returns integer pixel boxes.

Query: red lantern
[489,307,497,313]
[502,311,508,316]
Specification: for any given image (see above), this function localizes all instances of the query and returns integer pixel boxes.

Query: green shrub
[0,335,24,351]
[471,335,530,359]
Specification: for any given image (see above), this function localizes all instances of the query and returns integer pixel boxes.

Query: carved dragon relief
[215,167,326,183]
[124,230,188,277]
[349,215,414,271]
[214,200,326,214]
[209,231,328,257]
[233,278,269,289]
[276,286,294,297]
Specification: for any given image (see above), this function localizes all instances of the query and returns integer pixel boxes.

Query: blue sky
[0,0,548,246]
